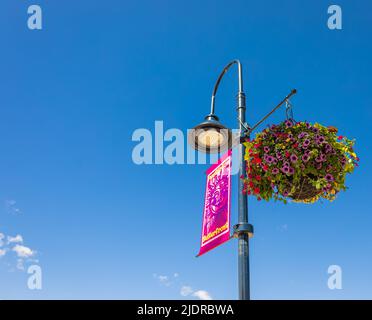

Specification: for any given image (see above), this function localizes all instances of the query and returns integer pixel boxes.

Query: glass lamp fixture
[188,114,232,154]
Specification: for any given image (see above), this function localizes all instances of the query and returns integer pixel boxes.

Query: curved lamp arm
[210,59,244,116]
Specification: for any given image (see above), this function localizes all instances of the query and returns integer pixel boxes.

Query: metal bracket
[233,223,254,238]
[237,119,251,144]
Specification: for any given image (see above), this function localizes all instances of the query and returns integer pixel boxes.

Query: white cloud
[180,286,212,300]
[158,275,168,282]
[192,290,212,300]
[0,248,6,257]
[12,244,34,258]
[7,234,23,244]
[154,273,212,299]
[180,286,193,297]
[153,273,173,286]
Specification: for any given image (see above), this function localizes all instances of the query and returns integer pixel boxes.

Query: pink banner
[198,150,232,257]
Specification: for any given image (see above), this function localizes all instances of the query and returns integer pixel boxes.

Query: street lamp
[188,59,253,300]
[188,114,232,154]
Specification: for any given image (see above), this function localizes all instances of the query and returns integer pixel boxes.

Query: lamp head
[188,114,232,154]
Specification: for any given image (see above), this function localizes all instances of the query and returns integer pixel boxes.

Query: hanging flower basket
[243,120,359,204]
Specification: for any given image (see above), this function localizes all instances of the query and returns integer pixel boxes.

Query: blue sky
[0,0,371,299]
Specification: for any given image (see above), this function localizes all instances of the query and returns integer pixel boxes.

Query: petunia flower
[290,154,298,163]
[302,154,310,162]
[303,139,310,147]
[272,168,279,175]
[281,166,290,174]
[285,120,293,128]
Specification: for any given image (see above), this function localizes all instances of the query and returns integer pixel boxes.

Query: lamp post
[188,60,253,300]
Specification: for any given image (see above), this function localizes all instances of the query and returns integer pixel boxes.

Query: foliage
[243,120,359,204]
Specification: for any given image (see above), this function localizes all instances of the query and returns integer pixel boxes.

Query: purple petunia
[285,120,293,128]
[276,152,283,160]
[265,155,275,164]
[322,184,332,192]
[288,167,295,175]
[272,168,279,175]
[324,143,332,153]
[281,166,290,174]
[325,173,334,182]
[318,135,325,144]
[303,139,310,147]
[290,154,298,163]
[264,146,270,153]
[298,132,308,139]
[341,156,347,166]
[302,154,310,162]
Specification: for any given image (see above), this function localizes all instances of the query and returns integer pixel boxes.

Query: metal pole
[237,88,250,300]
[210,60,251,300]
[208,61,295,300]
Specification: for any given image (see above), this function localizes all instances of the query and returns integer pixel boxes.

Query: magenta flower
[302,154,310,162]
[290,154,298,163]
[298,132,308,139]
[318,135,325,144]
[315,156,322,163]
[265,155,275,164]
[324,144,332,153]
[341,157,347,166]
[285,120,293,128]
[272,168,279,175]
[264,146,270,153]
[281,166,290,174]
[325,173,334,182]
[302,139,310,148]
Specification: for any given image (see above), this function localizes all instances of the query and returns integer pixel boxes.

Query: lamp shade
[188,114,232,154]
